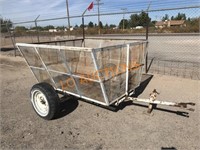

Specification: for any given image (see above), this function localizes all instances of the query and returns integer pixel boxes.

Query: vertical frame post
[145,3,150,74]
[58,49,81,96]
[91,49,109,105]
[145,51,148,73]
[125,44,130,95]
[145,13,149,74]
[34,47,56,86]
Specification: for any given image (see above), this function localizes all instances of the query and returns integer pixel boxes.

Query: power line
[1,5,199,26]
[1,0,198,19]
[1,6,199,22]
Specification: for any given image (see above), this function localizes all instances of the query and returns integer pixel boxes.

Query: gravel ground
[0,53,199,150]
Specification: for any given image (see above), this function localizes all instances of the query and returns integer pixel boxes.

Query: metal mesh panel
[104,73,126,102]
[37,48,68,73]
[19,46,43,67]
[48,71,105,102]
[48,71,78,94]
[76,79,105,102]
[94,45,127,102]
[61,49,96,76]
[128,68,143,90]
[31,68,52,85]
[128,43,145,90]
[95,45,127,69]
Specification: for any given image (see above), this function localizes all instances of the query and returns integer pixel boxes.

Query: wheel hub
[31,90,49,117]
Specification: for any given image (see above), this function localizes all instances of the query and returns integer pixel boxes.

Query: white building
[49,29,57,32]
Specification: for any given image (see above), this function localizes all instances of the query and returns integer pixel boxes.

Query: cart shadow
[147,57,155,73]
[55,96,79,119]
[118,101,190,117]
[132,73,154,97]
[161,147,177,150]
[1,47,15,51]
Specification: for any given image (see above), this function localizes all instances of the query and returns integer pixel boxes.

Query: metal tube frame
[58,49,81,96]
[47,69,100,83]
[16,45,39,83]
[56,89,108,106]
[125,44,130,95]
[137,43,145,87]
[16,43,92,52]
[17,41,147,106]
[34,47,57,86]
[91,49,109,105]
[29,66,46,70]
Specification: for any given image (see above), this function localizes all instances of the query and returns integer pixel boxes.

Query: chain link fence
[1,6,199,80]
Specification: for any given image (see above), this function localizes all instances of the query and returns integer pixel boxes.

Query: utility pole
[121,8,127,31]
[66,0,70,32]
[94,0,103,35]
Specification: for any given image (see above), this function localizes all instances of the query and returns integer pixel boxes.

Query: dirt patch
[0,55,26,68]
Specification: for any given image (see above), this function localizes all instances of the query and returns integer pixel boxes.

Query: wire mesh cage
[16,39,147,106]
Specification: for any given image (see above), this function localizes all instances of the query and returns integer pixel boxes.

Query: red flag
[87,2,94,11]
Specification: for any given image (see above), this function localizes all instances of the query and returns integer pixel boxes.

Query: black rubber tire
[30,82,60,120]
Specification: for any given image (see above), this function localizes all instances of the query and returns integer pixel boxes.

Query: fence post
[82,17,85,40]
[35,15,40,43]
[145,15,149,74]
[82,6,88,47]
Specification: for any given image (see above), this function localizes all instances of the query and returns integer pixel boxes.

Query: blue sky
[0,0,199,27]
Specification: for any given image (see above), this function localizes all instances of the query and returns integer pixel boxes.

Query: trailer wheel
[30,82,60,120]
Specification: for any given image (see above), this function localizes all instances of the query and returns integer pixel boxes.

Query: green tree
[119,19,129,29]
[56,26,65,30]
[74,24,79,28]
[99,21,103,29]
[15,26,27,33]
[30,26,44,31]
[174,13,186,20]
[88,21,94,28]
[129,11,151,27]
[43,25,55,30]
[80,24,86,28]
[110,24,116,28]
[162,14,169,21]
[150,20,157,27]
[0,18,12,33]
[129,14,140,27]
[139,11,151,26]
